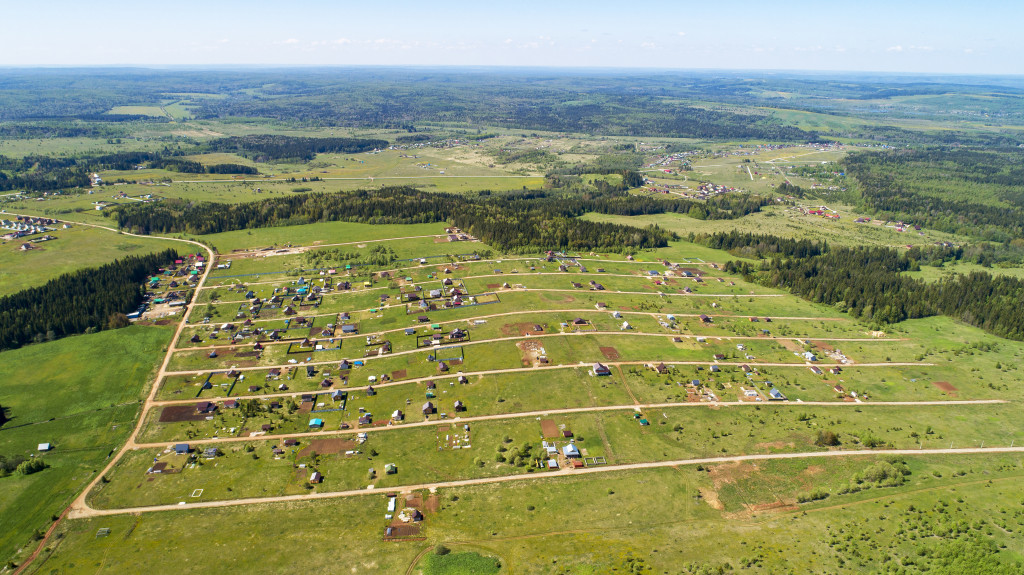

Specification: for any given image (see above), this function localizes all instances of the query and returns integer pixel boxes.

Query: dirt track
[69,445,1024,519]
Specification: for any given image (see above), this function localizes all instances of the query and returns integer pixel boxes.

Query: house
[654,362,669,374]
[196,402,216,414]
[769,388,786,401]
[262,424,273,431]
[426,381,437,389]
[563,444,581,458]
[709,365,720,373]
[338,360,350,371]
[306,365,315,378]
[37,443,52,452]
[572,317,588,326]
[593,363,611,376]
[224,399,239,409]
[284,439,298,447]
[385,463,397,474]
[829,367,843,375]
[453,400,465,412]
[358,414,372,425]
[713,354,726,360]
[392,410,404,422]
[366,386,376,396]
[203,447,219,459]
[417,315,430,323]
[341,324,357,334]
[310,471,322,484]
[189,334,202,343]
[422,401,435,415]
[309,418,325,428]
[802,352,818,362]
[741,365,752,373]
[437,361,449,372]
[405,328,416,336]
[548,459,559,469]
[174,443,190,455]
[457,375,468,384]
[808,366,824,375]
[248,385,261,392]
[698,314,712,323]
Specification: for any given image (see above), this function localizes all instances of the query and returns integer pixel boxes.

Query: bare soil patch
[700,488,724,510]
[297,437,356,458]
[517,339,544,366]
[708,461,757,489]
[932,381,957,392]
[391,369,407,380]
[779,339,805,353]
[540,419,559,438]
[425,493,440,513]
[158,405,207,423]
[812,341,835,352]
[599,346,620,360]
[486,283,502,289]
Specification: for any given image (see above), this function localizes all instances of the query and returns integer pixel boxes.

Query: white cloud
[677,31,686,36]
[333,38,352,45]
[886,45,903,52]
[640,42,656,49]
[280,38,299,45]
[504,38,513,44]
[964,47,975,53]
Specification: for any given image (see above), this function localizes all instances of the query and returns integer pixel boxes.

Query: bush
[435,544,451,556]
[815,430,841,446]
[17,458,47,475]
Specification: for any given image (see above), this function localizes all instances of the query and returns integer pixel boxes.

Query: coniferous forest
[0,249,179,351]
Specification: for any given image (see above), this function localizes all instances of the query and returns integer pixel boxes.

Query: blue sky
[3,0,1021,74]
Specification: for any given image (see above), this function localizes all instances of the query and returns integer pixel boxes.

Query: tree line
[108,187,703,252]
[0,249,179,351]
[206,135,389,162]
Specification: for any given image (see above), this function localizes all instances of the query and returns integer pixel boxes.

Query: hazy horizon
[3,0,1021,75]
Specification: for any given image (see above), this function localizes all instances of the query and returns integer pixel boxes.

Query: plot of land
[158,405,209,423]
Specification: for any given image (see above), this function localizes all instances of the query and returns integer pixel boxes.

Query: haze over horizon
[3,0,1021,75]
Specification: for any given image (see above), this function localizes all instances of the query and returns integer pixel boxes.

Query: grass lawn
[0,325,173,565]
[0,225,182,296]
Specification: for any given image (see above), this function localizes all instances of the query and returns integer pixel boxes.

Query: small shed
[38,443,52,452]
[563,444,581,458]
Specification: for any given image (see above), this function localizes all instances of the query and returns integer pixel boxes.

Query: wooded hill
[108,187,769,252]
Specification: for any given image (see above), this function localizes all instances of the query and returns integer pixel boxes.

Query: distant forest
[108,187,769,253]
[704,232,1024,341]
[841,148,1024,241]
[0,249,179,351]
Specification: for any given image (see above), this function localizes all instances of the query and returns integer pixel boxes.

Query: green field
[0,325,172,563]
